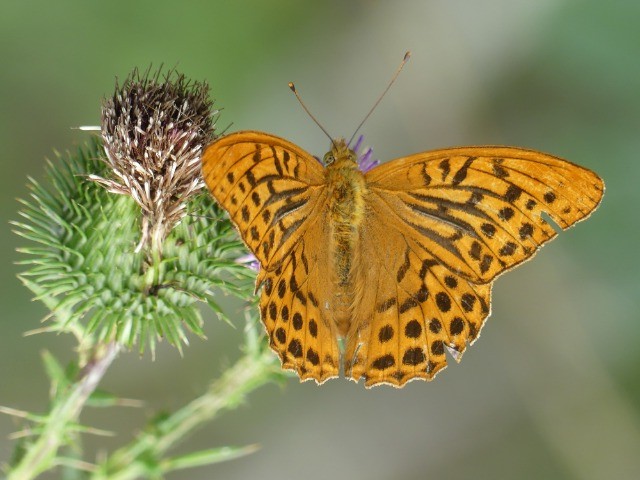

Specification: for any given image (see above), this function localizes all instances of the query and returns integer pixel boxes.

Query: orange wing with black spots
[202,131,326,270]
[364,146,604,284]
[345,190,492,387]
[344,146,603,387]
[257,211,340,383]
[202,131,339,382]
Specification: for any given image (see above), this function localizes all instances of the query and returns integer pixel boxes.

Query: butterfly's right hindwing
[345,192,493,387]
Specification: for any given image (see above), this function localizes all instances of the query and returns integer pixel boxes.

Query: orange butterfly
[201,129,603,387]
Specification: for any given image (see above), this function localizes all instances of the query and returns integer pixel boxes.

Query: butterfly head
[323,138,358,168]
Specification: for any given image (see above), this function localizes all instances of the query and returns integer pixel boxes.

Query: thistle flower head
[14,140,256,355]
[91,67,217,252]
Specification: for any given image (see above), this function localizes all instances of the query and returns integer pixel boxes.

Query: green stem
[8,342,120,480]
[92,347,278,480]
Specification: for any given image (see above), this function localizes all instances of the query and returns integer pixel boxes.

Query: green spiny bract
[14,139,255,355]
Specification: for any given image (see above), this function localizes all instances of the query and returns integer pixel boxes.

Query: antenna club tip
[288,82,296,92]
[404,51,411,61]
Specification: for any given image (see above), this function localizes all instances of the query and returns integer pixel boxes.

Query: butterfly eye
[323,152,335,165]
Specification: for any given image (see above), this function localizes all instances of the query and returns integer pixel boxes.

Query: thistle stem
[8,342,120,480]
[92,347,278,480]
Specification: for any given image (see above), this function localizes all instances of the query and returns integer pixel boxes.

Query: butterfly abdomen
[325,159,367,335]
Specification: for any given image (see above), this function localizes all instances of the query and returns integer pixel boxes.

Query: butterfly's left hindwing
[258,210,340,383]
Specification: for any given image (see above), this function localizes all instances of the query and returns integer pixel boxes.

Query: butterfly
[201,130,604,388]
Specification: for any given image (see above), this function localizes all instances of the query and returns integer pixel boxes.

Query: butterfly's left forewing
[202,131,327,270]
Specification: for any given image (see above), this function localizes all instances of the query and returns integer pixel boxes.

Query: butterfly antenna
[348,51,411,146]
[288,82,336,148]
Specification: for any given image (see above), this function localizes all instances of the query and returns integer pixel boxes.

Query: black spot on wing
[452,157,475,186]
[438,159,451,181]
[504,184,522,203]
[376,297,397,313]
[372,354,395,370]
[378,325,394,343]
[396,249,411,283]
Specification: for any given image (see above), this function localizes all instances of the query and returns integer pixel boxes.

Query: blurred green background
[1,1,639,479]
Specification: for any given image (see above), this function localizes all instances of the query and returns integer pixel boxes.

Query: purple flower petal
[236,253,260,272]
[349,135,380,173]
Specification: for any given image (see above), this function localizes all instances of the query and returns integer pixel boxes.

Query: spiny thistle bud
[14,69,257,355]
[90,67,216,253]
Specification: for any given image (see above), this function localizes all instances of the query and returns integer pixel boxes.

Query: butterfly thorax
[323,139,367,335]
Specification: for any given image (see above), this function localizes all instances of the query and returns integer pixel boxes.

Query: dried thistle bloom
[90,67,217,253]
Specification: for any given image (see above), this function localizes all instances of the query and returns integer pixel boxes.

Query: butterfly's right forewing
[364,146,604,285]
